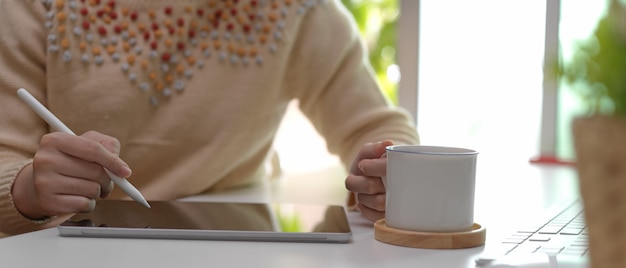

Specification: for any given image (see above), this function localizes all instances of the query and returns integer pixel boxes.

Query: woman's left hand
[345,140,393,222]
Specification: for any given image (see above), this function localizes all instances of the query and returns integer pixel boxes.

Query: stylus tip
[140,199,151,208]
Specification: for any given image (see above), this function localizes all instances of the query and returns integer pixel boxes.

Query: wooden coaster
[374,219,486,249]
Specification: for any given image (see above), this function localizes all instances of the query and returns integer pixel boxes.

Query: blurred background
[274,0,609,176]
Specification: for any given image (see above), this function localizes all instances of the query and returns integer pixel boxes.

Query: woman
[0,0,419,235]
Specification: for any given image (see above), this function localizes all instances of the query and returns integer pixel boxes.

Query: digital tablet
[57,200,352,243]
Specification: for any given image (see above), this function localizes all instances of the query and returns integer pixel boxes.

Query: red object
[164,7,173,15]
[162,52,171,62]
[529,155,576,166]
[97,26,107,35]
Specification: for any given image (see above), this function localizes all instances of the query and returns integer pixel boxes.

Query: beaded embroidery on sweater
[42,0,325,105]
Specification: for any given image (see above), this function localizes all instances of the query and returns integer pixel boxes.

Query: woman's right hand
[11,131,132,220]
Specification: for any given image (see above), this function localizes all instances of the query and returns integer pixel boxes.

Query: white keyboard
[476,200,589,267]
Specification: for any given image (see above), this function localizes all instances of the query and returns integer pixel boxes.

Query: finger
[82,130,122,155]
[357,203,385,222]
[34,172,103,200]
[38,194,96,216]
[357,193,386,212]
[101,180,114,198]
[33,147,115,197]
[41,133,131,178]
[350,140,394,174]
[357,157,387,178]
[345,173,385,194]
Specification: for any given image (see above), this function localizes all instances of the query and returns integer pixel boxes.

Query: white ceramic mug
[384,145,478,233]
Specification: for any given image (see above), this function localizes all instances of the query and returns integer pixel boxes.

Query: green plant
[341,0,399,104]
[558,0,626,116]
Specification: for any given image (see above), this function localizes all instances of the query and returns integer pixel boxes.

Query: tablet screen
[58,200,352,243]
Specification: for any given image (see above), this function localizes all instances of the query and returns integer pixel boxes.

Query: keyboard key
[538,225,563,234]
[560,228,583,235]
[528,234,552,242]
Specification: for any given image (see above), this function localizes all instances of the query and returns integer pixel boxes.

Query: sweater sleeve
[0,0,60,235]
[284,0,420,170]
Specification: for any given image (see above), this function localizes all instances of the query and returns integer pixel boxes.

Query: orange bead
[123,42,131,51]
[149,71,157,80]
[107,45,116,55]
[121,7,129,16]
[249,47,258,56]
[200,42,208,50]
[155,82,164,91]
[187,56,195,65]
[79,41,87,51]
[140,59,148,69]
[227,43,235,53]
[165,74,174,83]
[55,0,65,9]
[127,54,135,65]
[237,47,246,57]
[149,10,156,19]
[213,40,221,49]
[259,34,267,44]
[268,13,277,22]
[57,12,67,22]
[60,39,70,49]
[164,39,173,47]
[92,46,102,55]
[176,64,184,74]
[57,25,66,34]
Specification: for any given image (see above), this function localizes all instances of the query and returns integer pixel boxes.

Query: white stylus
[16,88,151,208]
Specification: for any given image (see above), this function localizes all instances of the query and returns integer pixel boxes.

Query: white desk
[0,156,580,268]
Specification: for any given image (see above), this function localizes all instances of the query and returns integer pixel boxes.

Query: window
[400,1,546,163]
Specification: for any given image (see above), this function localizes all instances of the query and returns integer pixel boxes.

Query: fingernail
[88,199,96,211]
[121,165,132,177]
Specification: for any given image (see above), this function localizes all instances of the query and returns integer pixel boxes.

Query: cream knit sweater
[0,0,419,235]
